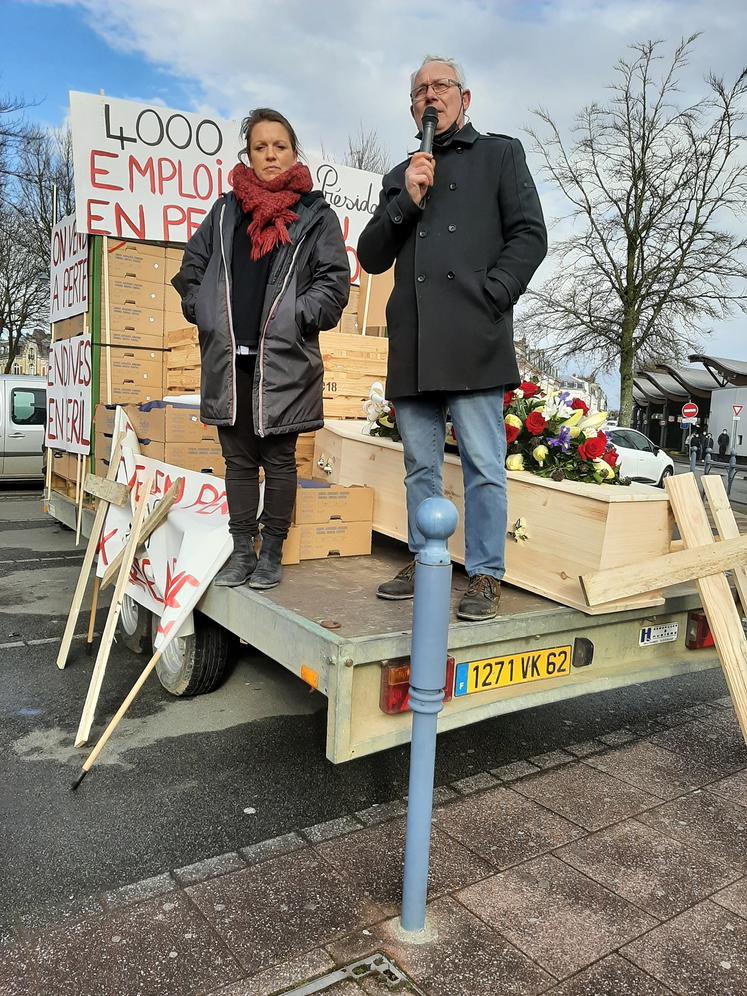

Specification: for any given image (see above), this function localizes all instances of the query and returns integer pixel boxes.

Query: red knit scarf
[228,161,313,260]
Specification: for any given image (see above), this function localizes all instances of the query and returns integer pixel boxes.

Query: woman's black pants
[217,356,298,539]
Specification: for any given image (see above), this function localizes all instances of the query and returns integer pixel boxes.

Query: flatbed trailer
[47,489,719,763]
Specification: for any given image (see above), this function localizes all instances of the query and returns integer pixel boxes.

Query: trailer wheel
[119,595,152,655]
[154,612,231,697]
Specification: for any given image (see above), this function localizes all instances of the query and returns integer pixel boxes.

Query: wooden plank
[702,475,747,616]
[84,474,129,507]
[580,534,747,606]
[100,477,183,590]
[665,473,747,744]
[75,468,156,747]
[55,437,123,671]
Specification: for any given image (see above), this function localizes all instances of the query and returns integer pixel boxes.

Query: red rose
[602,448,618,468]
[571,398,589,415]
[520,381,541,398]
[505,423,520,445]
[503,390,514,408]
[524,411,548,436]
[577,433,607,461]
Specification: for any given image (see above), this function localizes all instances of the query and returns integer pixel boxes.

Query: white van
[0,375,47,480]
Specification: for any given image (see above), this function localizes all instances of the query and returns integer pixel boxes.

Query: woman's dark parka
[357,124,547,398]
[172,190,349,434]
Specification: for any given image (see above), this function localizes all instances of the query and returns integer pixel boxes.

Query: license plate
[454,645,572,697]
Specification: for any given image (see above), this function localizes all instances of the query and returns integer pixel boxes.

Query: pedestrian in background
[718,429,730,459]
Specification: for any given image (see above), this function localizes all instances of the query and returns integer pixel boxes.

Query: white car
[607,427,674,486]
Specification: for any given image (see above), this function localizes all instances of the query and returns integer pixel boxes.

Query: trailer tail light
[379,656,455,715]
[686,610,714,649]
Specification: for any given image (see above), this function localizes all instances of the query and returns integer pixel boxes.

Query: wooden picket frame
[702,475,747,617]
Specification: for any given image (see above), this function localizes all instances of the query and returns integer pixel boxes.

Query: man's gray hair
[410,55,466,92]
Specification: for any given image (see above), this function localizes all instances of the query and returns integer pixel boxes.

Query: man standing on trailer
[358,55,547,620]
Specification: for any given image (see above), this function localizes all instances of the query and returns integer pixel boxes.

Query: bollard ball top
[416,497,459,540]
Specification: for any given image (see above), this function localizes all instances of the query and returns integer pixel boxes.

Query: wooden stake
[74,467,156,747]
[72,646,163,790]
[665,473,747,744]
[702,475,747,617]
[86,576,100,656]
[75,454,84,546]
[55,436,123,671]
[44,446,53,502]
[580,533,747,607]
[99,478,183,590]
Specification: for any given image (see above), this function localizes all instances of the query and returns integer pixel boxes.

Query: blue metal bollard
[704,446,712,476]
[728,447,738,496]
[400,496,458,935]
[689,445,697,473]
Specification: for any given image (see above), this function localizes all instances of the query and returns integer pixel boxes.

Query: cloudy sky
[5,0,746,403]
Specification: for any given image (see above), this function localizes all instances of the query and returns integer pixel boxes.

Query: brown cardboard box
[130,404,218,445]
[100,301,164,337]
[163,283,184,314]
[137,438,224,475]
[106,277,165,311]
[298,520,372,560]
[281,526,301,565]
[107,328,165,350]
[97,347,164,404]
[105,241,166,282]
[50,450,83,483]
[52,313,87,341]
[164,309,193,334]
[293,481,373,525]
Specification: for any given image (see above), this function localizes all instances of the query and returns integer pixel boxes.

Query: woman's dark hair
[239,108,301,162]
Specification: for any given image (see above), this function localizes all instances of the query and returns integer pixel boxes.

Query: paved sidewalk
[2,699,747,995]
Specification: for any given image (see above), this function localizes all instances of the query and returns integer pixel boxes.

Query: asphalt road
[0,483,732,942]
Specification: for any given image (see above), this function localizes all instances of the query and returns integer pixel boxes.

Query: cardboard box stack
[282,480,373,565]
[94,401,224,478]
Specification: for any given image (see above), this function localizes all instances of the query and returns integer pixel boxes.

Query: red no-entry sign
[681,402,699,419]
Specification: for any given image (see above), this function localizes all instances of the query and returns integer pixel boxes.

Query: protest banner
[50,213,88,323]
[69,92,382,281]
[45,333,93,455]
[97,407,232,648]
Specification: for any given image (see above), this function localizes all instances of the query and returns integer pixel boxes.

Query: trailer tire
[154,612,230,697]
[119,595,152,655]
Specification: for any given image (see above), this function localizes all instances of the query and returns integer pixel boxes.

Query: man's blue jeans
[394,388,507,580]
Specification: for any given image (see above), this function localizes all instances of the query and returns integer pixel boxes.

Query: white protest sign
[45,334,92,455]
[97,407,232,648]
[70,91,238,244]
[50,213,88,323]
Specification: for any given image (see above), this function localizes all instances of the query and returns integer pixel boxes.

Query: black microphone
[420,106,439,156]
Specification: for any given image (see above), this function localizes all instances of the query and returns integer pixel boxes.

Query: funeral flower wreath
[363,381,625,486]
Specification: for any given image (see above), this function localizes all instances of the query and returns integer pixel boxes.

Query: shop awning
[637,371,689,403]
[654,363,723,399]
[688,354,747,387]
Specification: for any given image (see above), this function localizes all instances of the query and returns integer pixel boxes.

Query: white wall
[708,386,747,456]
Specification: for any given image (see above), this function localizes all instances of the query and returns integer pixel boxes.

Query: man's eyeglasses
[410,79,462,102]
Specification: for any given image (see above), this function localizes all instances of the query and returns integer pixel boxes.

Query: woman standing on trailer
[173,109,349,589]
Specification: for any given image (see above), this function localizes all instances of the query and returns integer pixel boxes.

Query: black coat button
[393,215,402,223]
[417,273,426,283]
[447,271,455,280]
[448,224,456,232]
[456,147,463,154]
[418,230,427,238]
[449,182,457,190]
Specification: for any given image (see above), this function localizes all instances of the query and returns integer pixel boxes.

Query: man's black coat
[358,123,547,399]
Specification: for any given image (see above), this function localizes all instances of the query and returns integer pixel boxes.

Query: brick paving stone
[376,895,552,996]
[596,729,639,746]
[513,762,659,830]
[315,818,491,911]
[203,948,335,996]
[238,832,305,866]
[457,854,657,979]
[0,891,241,996]
[711,877,747,919]
[186,849,379,977]
[636,790,747,872]
[302,816,363,844]
[645,714,747,775]
[528,749,573,769]
[354,800,408,826]
[174,852,245,887]
[653,704,716,727]
[565,740,606,758]
[556,818,738,919]
[584,739,724,800]
[325,928,382,966]
[431,784,458,806]
[622,900,747,995]
[451,771,499,794]
[433,785,583,870]
[706,768,747,808]
[543,953,676,995]
[489,759,540,781]
[104,872,176,909]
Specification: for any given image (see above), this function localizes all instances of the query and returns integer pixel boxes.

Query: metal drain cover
[278,953,422,994]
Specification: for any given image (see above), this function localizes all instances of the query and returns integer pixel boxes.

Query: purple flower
[548,426,571,453]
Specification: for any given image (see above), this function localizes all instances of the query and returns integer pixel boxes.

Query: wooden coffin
[313,420,673,615]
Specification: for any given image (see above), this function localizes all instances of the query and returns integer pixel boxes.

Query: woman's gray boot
[213,534,257,587]
[248,533,284,590]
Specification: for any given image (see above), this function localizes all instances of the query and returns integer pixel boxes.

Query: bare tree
[0,91,37,196]
[0,208,48,372]
[524,37,747,426]
[14,127,76,271]
[344,124,391,173]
